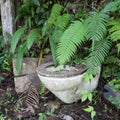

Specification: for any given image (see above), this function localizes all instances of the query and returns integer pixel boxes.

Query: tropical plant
[56,0,120,75]
[0,35,12,72]
[56,10,111,75]
[9,0,54,73]
[42,3,71,65]
[7,26,40,73]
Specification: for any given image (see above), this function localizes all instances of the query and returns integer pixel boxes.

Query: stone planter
[36,62,101,103]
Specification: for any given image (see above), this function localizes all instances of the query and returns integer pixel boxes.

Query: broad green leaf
[27,29,39,50]
[88,93,93,102]
[84,106,93,112]
[91,111,96,120]
[16,45,24,74]
[81,95,87,102]
[10,27,25,53]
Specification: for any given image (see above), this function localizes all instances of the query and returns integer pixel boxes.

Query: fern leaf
[103,0,120,12]
[86,11,109,42]
[108,19,120,41]
[52,28,64,43]
[27,29,39,50]
[56,14,70,29]
[57,20,86,64]
[10,27,26,53]
[48,4,63,24]
[86,39,111,74]
[42,4,63,36]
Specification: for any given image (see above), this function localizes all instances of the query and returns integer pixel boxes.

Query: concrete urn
[36,62,101,103]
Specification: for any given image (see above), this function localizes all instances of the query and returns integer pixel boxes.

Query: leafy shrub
[0,36,12,72]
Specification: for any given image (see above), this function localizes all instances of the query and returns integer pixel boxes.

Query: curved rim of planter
[36,62,86,77]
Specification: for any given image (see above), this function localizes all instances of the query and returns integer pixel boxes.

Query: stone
[13,56,52,93]
[13,57,39,93]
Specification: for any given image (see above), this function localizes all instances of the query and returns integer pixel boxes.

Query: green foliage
[57,9,110,74]
[10,27,25,53]
[86,11,109,43]
[38,113,46,120]
[9,27,40,73]
[0,114,5,120]
[108,79,120,91]
[0,36,12,72]
[27,29,40,49]
[38,108,54,120]
[104,55,120,66]
[42,3,71,65]
[102,55,120,79]
[86,39,111,74]
[80,90,93,102]
[39,83,45,95]
[103,0,120,12]
[109,96,120,109]
[108,19,120,42]
[57,20,86,64]
[82,73,94,81]
[84,106,96,120]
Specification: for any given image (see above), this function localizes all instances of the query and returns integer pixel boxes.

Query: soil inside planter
[37,62,86,77]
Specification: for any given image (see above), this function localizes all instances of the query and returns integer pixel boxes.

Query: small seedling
[80,90,93,102]
[38,113,46,120]
[84,106,96,120]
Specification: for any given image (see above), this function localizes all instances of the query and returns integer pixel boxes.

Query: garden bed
[0,72,120,120]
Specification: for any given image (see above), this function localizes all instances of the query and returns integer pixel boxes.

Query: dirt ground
[0,71,120,120]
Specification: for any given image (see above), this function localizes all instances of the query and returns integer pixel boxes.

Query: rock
[13,56,52,93]
[13,57,40,93]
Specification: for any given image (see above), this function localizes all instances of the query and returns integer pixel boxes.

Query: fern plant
[56,9,111,74]
[108,18,120,54]
[42,3,71,65]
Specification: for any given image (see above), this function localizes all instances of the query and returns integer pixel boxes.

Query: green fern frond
[52,14,70,43]
[103,0,120,12]
[42,4,63,36]
[86,39,111,74]
[86,11,109,43]
[48,4,63,24]
[108,19,120,41]
[57,20,86,64]
[52,28,64,43]
[56,14,70,29]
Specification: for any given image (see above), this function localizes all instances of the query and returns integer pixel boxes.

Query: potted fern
[37,1,120,103]
[36,3,105,103]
